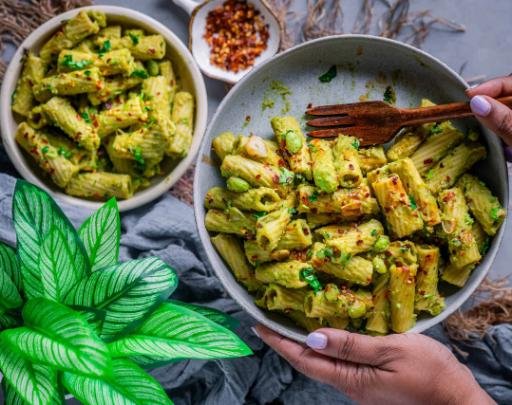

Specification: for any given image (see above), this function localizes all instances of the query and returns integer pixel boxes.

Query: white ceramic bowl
[194,35,508,342]
[0,6,207,212]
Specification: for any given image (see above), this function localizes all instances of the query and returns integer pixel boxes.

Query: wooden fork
[306,96,512,146]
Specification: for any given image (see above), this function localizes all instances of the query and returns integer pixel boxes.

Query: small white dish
[173,0,281,84]
[0,6,208,212]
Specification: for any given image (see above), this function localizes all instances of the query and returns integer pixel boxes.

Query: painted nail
[306,332,328,349]
[470,96,492,117]
[504,146,512,162]
[250,326,261,339]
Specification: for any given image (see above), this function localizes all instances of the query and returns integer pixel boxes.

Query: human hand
[467,76,512,150]
[253,325,495,405]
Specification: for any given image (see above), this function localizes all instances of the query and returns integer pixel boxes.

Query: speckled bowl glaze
[193,35,508,342]
[1,6,207,212]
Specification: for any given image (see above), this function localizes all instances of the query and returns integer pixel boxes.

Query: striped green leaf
[0,266,22,311]
[0,312,20,331]
[62,358,173,405]
[0,243,21,293]
[64,257,178,341]
[13,181,89,299]
[108,302,253,368]
[168,300,239,330]
[39,227,81,302]
[4,381,28,405]
[79,198,121,272]
[0,335,61,405]
[2,298,109,376]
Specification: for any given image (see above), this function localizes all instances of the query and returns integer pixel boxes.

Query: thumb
[306,328,395,367]
[470,95,512,146]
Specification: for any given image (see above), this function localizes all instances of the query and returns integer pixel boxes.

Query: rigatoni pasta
[11,11,195,201]
[205,102,504,335]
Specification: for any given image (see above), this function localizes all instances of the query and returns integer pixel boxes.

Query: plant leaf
[39,226,82,302]
[0,266,22,311]
[13,181,89,299]
[0,335,61,405]
[0,312,21,331]
[62,358,173,405]
[65,257,177,341]
[78,198,121,272]
[108,302,253,368]
[1,298,109,376]
[0,242,21,293]
[168,300,239,330]
[4,380,28,405]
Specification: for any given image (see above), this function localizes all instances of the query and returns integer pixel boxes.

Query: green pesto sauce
[261,80,292,114]
[383,85,396,104]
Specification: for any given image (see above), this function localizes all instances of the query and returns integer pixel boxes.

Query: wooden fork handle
[399,96,512,126]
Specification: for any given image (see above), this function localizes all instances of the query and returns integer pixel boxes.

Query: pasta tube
[366,273,390,335]
[371,174,424,238]
[308,139,338,193]
[211,233,260,291]
[212,132,237,160]
[42,97,100,151]
[255,208,292,251]
[15,123,79,187]
[205,186,282,212]
[414,245,444,315]
[57,49,136,76]
[65,172,133,200]
[221,155,281,189]
[111,127,165,162]
[88,76,142,105]
[256,284,307,311]
[255,260,310,288]
[168,91,194,158]
[458,174,505,236]
[387,127,428,161]
[205,207,256,238]
[12,53,46,116]
[425,143,487,194]
[97,95,148,138]
[270,116,312,179]
[358,146,387,174]
[332,135,363,188]
[234,135,283,167]
[34,68,103,101]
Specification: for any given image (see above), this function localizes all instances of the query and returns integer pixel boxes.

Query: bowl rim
[193,34,509,342]
[0,5,208,212]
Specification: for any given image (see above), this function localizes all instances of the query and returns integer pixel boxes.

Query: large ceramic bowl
[0,6,207,212]
[194,35,508,342]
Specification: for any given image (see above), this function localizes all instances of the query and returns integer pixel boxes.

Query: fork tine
[307,115,355,127]
[306,101,388,116]
[307,127,361,138]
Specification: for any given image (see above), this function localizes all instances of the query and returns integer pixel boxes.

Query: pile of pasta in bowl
[204,99,506,334]
[11,10,194,200]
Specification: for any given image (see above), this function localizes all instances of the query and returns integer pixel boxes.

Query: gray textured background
[100,0,512,279]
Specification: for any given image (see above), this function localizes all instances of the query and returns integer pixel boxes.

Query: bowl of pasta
[1,6,207,211]
[194,35,508,342]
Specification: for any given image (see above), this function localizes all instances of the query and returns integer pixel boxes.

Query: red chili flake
[440,163,445,168]
[356,239,363,245]
[204,0,270,73]
[423,158,433,165]
[391,176,398,185]
[148,48,156,55]
[348,163,354,170]
[255,174,261,180]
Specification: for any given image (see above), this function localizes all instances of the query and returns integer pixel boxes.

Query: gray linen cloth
[0,165,510,404]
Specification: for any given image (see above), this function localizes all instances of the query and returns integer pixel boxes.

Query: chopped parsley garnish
[383,85,396,104]
[98,39,111,54]
[371,229,378,237]
[132,147,145,167]
[60,54,92,70]
[288,207,297,215]
[129,33,140,45]
[80,111,92,124]
[409,195,417,210]
[334,252,352,267]
[351,138,360,150]
[300,267,322,293]
[426,169,434,180]
[490,207,501,222]
[58,147,73,159]
[480,238,490,255]
[319,65,337,83]
[430,123,442,134]
[41,146,49,154]
[308,190,319,202]
[316,247,334,259]
[145,116,157,127]
[278,167,294,185]
[131,69,149,79]
[252,211,267,220]
[84,70,91,76]
[464,214,474,226]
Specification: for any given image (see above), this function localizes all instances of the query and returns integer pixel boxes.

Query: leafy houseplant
[0,181,252,404]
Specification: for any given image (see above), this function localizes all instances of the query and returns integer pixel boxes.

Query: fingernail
[470,96,492,117]
[306,332,327,349]
[251,326,261,339]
